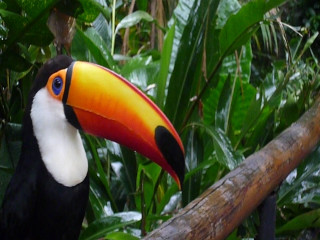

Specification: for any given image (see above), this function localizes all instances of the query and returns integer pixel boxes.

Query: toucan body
[0,56,185,239]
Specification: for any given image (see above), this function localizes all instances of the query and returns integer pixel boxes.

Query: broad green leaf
[0,2,7,9]
[121,55,160,97]
[204,41,253,135]
[71,30,90,61]
[2,0,57,46]
[79,212,141,240]
[182,127,204,205]
[219,0,287,57]
[215,74,233,132]
[21,18,54,46]
[105,231,139,240]
[234,91,262,149]
[136,0,148,11]
[0,123,22,203]
[0,9,26,34]
[155,22,175,108]
[278,146,320,206]
[211,127,243,170]
[203,87,220,125]
[74,26,115,69]
[157,184,179,215]
[104,141,137,206]
[0,51,32,72]
[192,123,243,170]
[160,191,181,215]
[135,162,161,212]
[220,41,253,84]
[165,0,220,129]
[230,82,256,140]
[276,209,320,234]
[244,104,274,152]
[84,135,118,212]
[298,31,319,59]
[93,14,112,50]
[2,0,20,13]
[201,161,225,191]
[77,0,108,22]
[118,146,137,196]
[216,0,241,29]
[115,11,153,34]
[89,180,113,220]
[15,0,56,18]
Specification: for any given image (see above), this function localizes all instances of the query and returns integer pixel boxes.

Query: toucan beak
[46,61,185,189]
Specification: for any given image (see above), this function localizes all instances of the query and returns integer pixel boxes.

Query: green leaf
[0,2,7,9]
[77,0,108,22]
[216,0,241,29]
[84,135,118,212]
[74,26,115,69]
[234,92,262,149]
[1,0,57,47]
[0,9,26,34]
[136,0,148,11]
[118,146,137,197]
[121,55,160,96]
[135,162,161,212]
[211,127,243,170]
[219,0,287,57]
[155,22,175,108]
[106,141,137,204]
[203,41,254,143]
[115,11,153,34]
[0,51,32,72]
[192,123,243,170]
[89,180,113,220]
[215,74,233,132]
[164,0,220,129]
[182,127,204,205]
[0,123,22,203]
[298,31,319,60]
[156,184,179,215]
[79,212,141,240]
[276,209,320,234]
[105,231,139,240]
[92,14,112,50]
[278,145,320,206]
[203,87,220,125]
[244,105,274,151]
[15,0,56,18]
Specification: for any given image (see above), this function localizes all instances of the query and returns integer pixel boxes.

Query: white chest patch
[30,88,88,187]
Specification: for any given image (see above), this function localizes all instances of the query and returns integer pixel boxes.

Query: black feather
[0,55,89,240]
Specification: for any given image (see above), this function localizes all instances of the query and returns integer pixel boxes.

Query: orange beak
[46,61,185,189]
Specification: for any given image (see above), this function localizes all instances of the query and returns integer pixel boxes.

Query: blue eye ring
[52,77,63,95]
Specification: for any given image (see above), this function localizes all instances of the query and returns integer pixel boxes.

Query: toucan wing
[0,165,37,239]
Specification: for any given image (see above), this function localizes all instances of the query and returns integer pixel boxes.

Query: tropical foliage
[1,0,319,239]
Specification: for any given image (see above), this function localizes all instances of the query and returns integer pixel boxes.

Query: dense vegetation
[0,0,319,239]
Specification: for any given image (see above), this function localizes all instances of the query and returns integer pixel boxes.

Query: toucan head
[30,55,185,188]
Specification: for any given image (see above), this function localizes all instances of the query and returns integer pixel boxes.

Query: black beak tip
[155,126,185,188]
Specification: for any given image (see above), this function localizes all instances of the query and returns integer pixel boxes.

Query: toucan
[0,55,185,239]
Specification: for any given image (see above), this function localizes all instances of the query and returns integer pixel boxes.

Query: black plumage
[0,55,186,240]
[0,56,89,240]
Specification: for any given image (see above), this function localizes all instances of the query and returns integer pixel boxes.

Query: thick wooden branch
[145,97,320,240]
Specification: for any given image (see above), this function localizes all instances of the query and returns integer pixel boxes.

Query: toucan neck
[28,88,88,187]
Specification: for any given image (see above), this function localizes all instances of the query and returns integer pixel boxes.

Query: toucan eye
[52,77,63,95]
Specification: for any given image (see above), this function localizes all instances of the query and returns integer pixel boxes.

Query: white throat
[30,88,88,187]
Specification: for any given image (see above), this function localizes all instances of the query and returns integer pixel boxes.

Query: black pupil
[54,78,61,89]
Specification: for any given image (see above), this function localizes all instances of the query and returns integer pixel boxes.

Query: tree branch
[144,97,320,240]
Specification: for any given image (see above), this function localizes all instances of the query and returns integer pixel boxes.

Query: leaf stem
[111,0,116,56]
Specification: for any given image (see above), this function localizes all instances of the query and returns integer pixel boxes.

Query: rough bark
[144,97,320,240]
